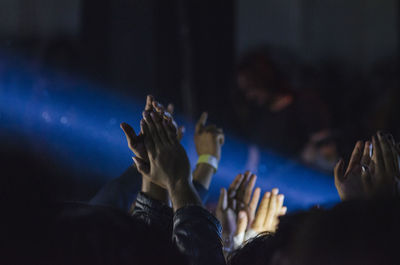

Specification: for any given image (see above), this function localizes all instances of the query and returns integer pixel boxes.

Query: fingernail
[278,194,284,201]
[265,192,271,197]
[272,188,279,195]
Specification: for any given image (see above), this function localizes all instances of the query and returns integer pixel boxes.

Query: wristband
[244,228,258,241]
[197,154,219,171]
[233,232,245,250]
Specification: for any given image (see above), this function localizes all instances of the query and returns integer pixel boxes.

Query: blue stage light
[0,54,339,210]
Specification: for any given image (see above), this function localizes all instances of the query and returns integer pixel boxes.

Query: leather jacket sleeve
[131,191,173,234]
[172,206,226,265]
[89,166,141,212]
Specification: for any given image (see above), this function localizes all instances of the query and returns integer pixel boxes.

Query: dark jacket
[132,192,226,265]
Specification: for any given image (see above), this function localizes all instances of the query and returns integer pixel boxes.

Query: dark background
[0,0,399,207]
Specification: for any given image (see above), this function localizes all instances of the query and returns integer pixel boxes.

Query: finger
[228,173,245,198]
[143,111,162,148]
[132,156,149,174]
[167,103,174,115]
[345,141,363,175]
[390,144,400,179]
[264,188,278,230]
[195,112,208,133]
[248,187,261,221]
[235,211,248,236]
[375,133,396,178]
[372,135,384,168]
[141,120,156,157]
[243,174,257,205]
[280,206,287,216]
[386,135,400,178]
[149,111,169,145]
[145,95,154,111]
[386,133,395,146]
[162,119,178,145]
[271,196,285,232]
[377,132,397,173]
[153,101,171,121]
[120,122,137,150]
[252,191,270,230]
[334,159,345,182]
[237,171,252,200]
[360,141,371,167]
[275,194,285,216]
[217,188,228,211]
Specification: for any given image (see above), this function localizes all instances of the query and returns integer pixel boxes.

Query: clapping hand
[334,132,400,200]
[134,110,191,190]
[195,112,225,161]
[216,172,259,251]
[233,188,286,249]
[216,172,287,251]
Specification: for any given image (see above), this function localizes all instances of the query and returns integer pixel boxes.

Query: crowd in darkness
[1,25,400,263]
[2,88,400,264]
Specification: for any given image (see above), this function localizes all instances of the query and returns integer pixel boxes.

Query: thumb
[133,157,149,174]
[145,95,154,111]
[121,123,137,149]
[195,112,208,133]
[217,188,228,211]
[235,211,248,236]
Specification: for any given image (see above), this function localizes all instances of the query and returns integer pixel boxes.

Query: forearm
[168,180,202,212]
[141,177,169,204]
[192,163,215,190]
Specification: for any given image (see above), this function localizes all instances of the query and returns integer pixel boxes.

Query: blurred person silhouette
[232,49,337,171]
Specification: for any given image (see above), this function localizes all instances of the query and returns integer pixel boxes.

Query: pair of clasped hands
[120,95,224,211]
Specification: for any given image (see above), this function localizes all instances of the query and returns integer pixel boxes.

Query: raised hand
[148,97,185,141]
[232,189,286,249]
[194,112,225,161]
[216,172,261,252]
[249,188,286,234]
[215,188,237,251]
[228,172,260,225]
[135,110,191,190]
[334,132,399,201]
[120,95,156,170]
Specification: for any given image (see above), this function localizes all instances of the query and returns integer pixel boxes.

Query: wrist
[196,154,219,171]
[167,179,202,212]
[142,177,169,203]
[193,163,215,189]
[167,178,191,195]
